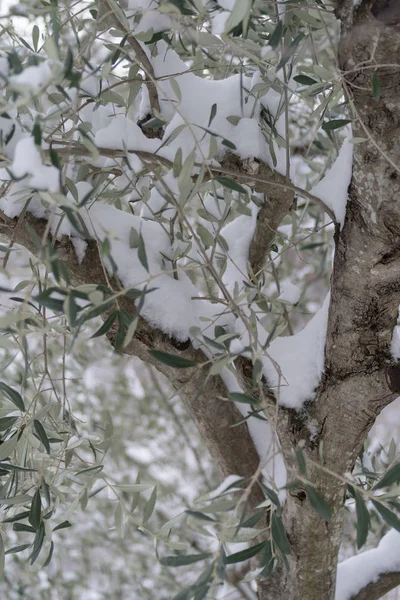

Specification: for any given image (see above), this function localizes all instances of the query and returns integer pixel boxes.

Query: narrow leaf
[196,224,215,249]
[208,103,217,127]
[294,75,318,86]
[269,20,283,49]
[13,523,36,533]
[185,511,216,523]
[123,316,138,348]
[215,176,247,195]
[372,500,400,531]
[5,543,31,555]
[32,25,40,51]
[225,540,267,564]
[2,510,30,524]
[0,436,18,461]
[270,513,291,555]
[138,234,149,272]
[91,312,118,338]
[52,520,72,532]
[354,490,370,549]
[33,420,51,454]
[114,483,153,492]
[228,392,259,405]
[43,541,54,567]
[0,417,18,431]
[28,489,42,530]
[29,522,45,564]
[374,463,400,490]
[306,485,332,521]
[295,449,307,475]
[261,484,280,508]
[160,553,212,567]
[148,350,198,369]
[129,227,140,249]
[0,382,25,411]
[32,122,42,146]
[322,119,351,132]
[143,486,157,524]
[0,536,4,577]
[221,138,236,150]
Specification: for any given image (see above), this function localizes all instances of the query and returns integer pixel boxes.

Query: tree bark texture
[256,7,400,600]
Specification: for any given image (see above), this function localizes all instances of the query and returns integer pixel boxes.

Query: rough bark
[351,571,400,600]
[255,6,400,600]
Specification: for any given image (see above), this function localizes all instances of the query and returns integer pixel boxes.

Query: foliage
[0,0,398,599]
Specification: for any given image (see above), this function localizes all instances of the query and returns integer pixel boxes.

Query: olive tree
[0,1,400,599]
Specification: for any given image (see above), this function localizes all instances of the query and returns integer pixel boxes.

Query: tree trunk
[258,6,400,598]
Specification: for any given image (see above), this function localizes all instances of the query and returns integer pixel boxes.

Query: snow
[229,118,265,160]
[94,114,161,154]
[128,153,143,173]
[202,474,243,500]
[9,61,53,94]
[72,238,88,264]
[218,0,236,8]
[218,211,328,411]
[10,137,60,193]
[220,211,257,293]
[310,138,353,228]
[1,7,328,412]
[80,201,224,341]
[0,115,25,158]
[144,41,287,172]
[264,293,330,409]
[125,444,153,464]
[211,12,230,36]
[209,1,236,35]
[278,282,301,305]
[391,310,400,359]
[335,530,400,600]
[368,396,400,454]
[0,56,9,79]
[126,0,171,33]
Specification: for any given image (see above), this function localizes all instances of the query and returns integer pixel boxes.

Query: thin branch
[101,0,160,115]
[47,140,336,221]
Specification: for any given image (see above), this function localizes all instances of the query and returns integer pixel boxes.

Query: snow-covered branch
[0,210,265,509]
[336,530,400,600]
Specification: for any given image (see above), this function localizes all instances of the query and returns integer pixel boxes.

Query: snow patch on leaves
[278,281,301,305]
[11,137,60,193]
[264,293,330,409]
[310,138,353,229]
[9,61,53,94]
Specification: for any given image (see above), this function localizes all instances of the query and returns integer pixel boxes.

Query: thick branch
[0,213,264,508]
[350,572,400,600]
[217,155,295,276]
[336,529,400,600]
